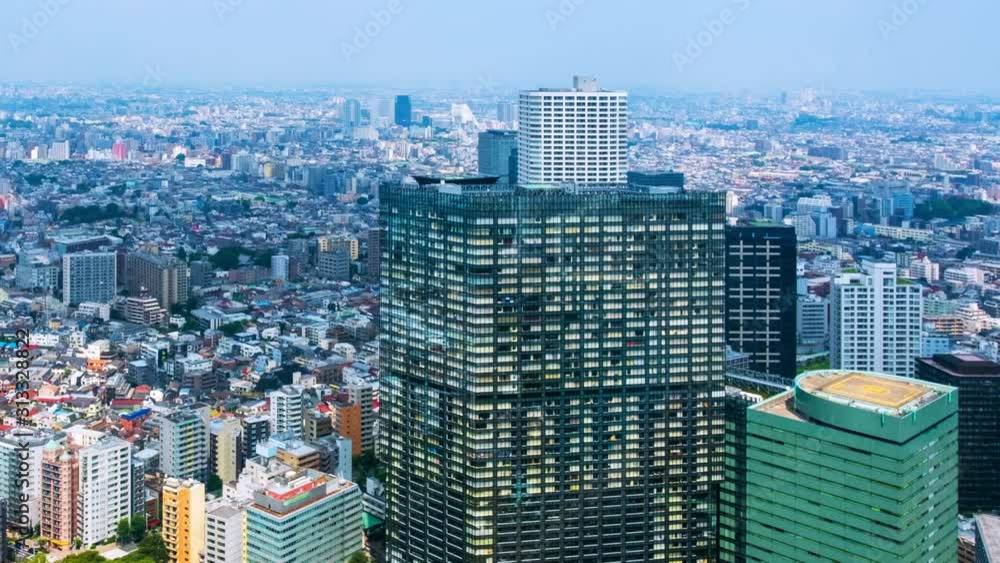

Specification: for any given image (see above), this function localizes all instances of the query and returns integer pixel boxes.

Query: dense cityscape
[0,3,999,563]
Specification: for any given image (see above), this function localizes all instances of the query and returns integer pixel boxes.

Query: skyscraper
[394,95,412,127]
[916,353,1000,513]
[381,180,726,562]
[270,254,289,282]
[496,100,518,125]
[518,75,628,185]
[477,129,518,184]
[744,370,958,562]
[831,262,922,377]
[343,98,362,130]
[162,478,206,563]
[724,223,797,379]
[62,252,117,305]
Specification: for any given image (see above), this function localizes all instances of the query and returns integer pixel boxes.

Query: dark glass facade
[916,354,1000,513]
[381,182,726,562]
[394,95,412,127]
[724,224,797,379]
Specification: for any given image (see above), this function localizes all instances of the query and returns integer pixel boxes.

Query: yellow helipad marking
[822,374,927,409]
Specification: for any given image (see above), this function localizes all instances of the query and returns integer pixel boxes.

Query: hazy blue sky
[0,0,995,92]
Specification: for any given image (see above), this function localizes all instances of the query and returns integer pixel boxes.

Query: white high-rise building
[910,255,940,282]
[831,262,922,377]
[62,252,117,305]
[270,254,289,282]
[204,500,247,563]
[77,436,133,546]
[518,75,627,185]
[269,385,304,438]
[49,140,70,161]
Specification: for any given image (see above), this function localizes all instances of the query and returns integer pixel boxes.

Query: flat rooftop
[978,514,1000,561]
[799,370,940,415]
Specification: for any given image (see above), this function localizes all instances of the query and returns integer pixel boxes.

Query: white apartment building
[269,385,304,438]
[62,252,117,305]
[909,255,940,282]
[831,262,923,377]
[518,75,627,185]
[77,436,132,546]
[204,500,247,563]
[944,266,986,286]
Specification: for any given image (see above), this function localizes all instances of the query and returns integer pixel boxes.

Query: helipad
[816,372,930,409]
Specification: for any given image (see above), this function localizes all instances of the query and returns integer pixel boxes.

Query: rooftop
[978,514,1000,561]
[800,371,934,412]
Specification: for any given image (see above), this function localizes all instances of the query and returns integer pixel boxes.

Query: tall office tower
[381,181,726,562]
[125,252,190,310]
[916,354,1000,513]
[204,500,247,563]
[159,409,210,482]
[209,418,244,483]
[477,129,518,184]
[241,415,271,462]
[40,443,78,547]
[345,381,376,453]
[977,514,1000,562]
[724,223,797,379]
[497,100,518,124]
[77,436,133,546]
[0,429,60,530]
[245,470,362,563]
[717,388,761,563]
[745,370,958,562]
[343,98,362,130]
[270,254,289,282]
[62,252,117,305]
[366,227,380,283]
[518,75,628,185]
[162,478,206,563]
[831,262,922,377]
[269,386,304,439]
[394,95,412,127]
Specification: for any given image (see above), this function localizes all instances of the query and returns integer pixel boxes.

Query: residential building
[204,500,246,563]
[269,386,304,439]
[725,223,797,378]
[0,429,60,529]
[518,75,627,185]
[270,254,289,282]
[831,262,922,377]
[345,381,376,453]
[77,436,133,546]
[209,418,243,484]
[125,251,190,310]
[916,354,1000,513]
[381,181,726,562]
[796,294,829,346]
[160,409,210,482]
[162,478,206,563]
[62,252,116,305]
[40,442,78,547]
[745,370,958,562]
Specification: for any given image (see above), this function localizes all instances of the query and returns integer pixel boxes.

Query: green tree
[24,553,49,563]
[130,513,147,542]
[137,532,169,563]
[116,517,131,544]
[61,552,108,563]
[219,321,247,337]
[209,246,246,270]
[348,552,371,563]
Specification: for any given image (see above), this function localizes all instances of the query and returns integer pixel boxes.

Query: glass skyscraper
[381,181,726,562]
[394,95,412,127]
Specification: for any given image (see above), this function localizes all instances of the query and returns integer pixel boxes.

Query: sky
[0,0,996,93]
